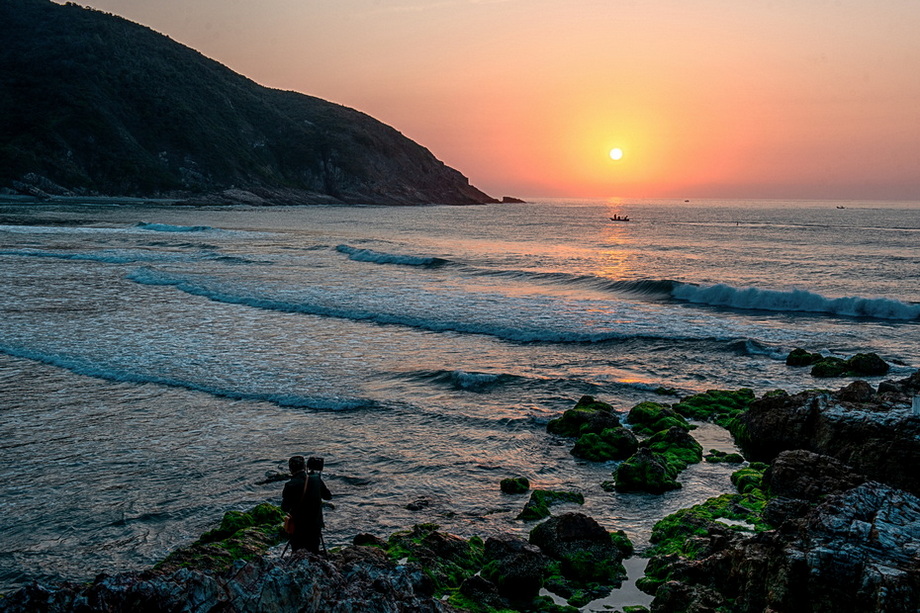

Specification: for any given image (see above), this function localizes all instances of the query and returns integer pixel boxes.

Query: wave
[671,283,920,321]
[396,369,521,392]
[126,267,798,345]
[135,222,213,233]
[0,248,264,266]
[0,344,378,412]
[466,268,677,298]
[335,244,449,267]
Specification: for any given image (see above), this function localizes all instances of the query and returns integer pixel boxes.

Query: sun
[609,148,624,161]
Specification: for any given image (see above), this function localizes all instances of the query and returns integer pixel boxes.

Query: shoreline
[3,369,917,612]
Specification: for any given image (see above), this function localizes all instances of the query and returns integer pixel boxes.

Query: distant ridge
[0,0,496,205]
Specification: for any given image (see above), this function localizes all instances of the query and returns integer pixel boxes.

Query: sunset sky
[61,0,920,200]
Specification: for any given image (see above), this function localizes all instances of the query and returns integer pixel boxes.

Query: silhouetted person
[282,455,332,554]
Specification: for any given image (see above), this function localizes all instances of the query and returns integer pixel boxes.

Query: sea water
[1,198,918,595]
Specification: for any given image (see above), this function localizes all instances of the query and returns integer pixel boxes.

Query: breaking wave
[671,283,920,321]
[335,244,449,267]
[136,222,214,233]
[125,267,798,345]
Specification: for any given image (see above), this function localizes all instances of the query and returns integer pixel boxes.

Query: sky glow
[59,0,920,200]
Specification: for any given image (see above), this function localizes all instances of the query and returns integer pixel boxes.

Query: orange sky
[63,0,920,200]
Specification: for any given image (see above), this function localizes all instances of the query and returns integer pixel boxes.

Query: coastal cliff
[0,0,496,206]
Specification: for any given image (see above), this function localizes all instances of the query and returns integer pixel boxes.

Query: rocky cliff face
[0,0,496,206]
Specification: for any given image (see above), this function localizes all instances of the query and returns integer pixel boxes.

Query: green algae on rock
[626,402,690,437]
[704,448,745,463]
[571,426,639,462]
[671,388,756,428]
[155,502,286,573]
[546,395,620,438]
[517,489,585,521]
[386,523,485,595]
[613,447,681,494]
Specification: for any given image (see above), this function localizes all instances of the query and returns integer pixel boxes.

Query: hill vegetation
[0,0,495,205]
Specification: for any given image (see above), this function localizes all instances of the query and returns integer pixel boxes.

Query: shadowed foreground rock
[641,448,920,613]
[0,547,452,613]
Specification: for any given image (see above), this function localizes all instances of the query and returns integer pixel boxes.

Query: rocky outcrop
[646,481,920,613]
[732,370,920,495]
[0,0,495,206]
[0,547,451,613]
[785,349,891,378]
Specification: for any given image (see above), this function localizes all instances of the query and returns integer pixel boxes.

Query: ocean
[1,198,918,596]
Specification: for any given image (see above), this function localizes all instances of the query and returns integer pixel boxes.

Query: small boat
[609,215,630,222]
[836,205,845,209]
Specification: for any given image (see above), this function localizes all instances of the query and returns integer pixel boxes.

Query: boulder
[529,512,631,594]
[500,476,530,494]
[516,489,584,521]
[847,352,890,376]
[614,447,681,494]
[571,426,638,462]
[627,401,691,437]
[480,535,548,605]
[643,426,703,473]
[811,356,849,377]
[547,395,620,438]
[671,388,755,427]
[786,348,824,367]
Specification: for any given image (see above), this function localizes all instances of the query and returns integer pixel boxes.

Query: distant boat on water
[836,205,846,209]
[609,215,630,222]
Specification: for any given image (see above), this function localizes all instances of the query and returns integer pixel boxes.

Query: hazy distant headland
[0,0,496,206]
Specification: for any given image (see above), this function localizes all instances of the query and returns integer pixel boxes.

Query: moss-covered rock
[517,490,585,521]
[811,357,849,378]
[626,401,690,437]
[530,513,631,607]
[571,426,639,462]
[644,426,703,474]
[731,465,766,495]
[704,449,745,463]
[671,389,756,428]
[613,447,681,494]
[155,503,286,573]
[786,348,824,367]
[547,395,620,438]
[846,352,890,376]
[500,476,530,494]
[386,523,484,594]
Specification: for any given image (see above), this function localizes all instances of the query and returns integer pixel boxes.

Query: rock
[645,482,920,613]
[0,545,451,612]
[500,196,526,203]
[155,503,285,573]
[353,533,388,548]
[836,379,875,402]
[500,476,530,494]
[762,450,865,502]
[406,497,431,511]
[481,534,549,605]
[626,401,690,437]
[704,449,745,464]
[846,352,890,376]
[570,426,638,462]
[614,447,681,494]
[386,524,484,593]
[811,356,849,377]
[529,513,630,600]
[731,375,920,495]
[671,388,756,427]
[546,395,620,438]
[643,426,703,473]
[786,348,824,367]
[516,489,585,521]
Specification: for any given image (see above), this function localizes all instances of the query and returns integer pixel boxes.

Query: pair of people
[281,455,332,554]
